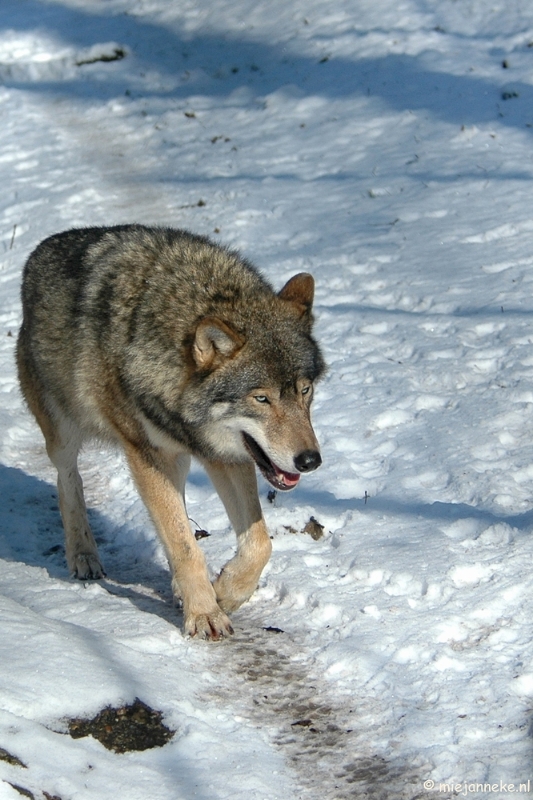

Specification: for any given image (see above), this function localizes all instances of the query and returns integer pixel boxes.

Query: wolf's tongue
[274,466,300,488]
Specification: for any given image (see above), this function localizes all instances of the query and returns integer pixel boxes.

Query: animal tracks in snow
[210,610,424,800]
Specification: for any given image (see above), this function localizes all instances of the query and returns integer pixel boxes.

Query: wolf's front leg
[203,461,272,613]
[124,444,233,639]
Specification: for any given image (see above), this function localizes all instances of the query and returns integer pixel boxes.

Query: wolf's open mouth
[242,433,300,491]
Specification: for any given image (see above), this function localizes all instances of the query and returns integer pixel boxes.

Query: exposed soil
[0,748,27,769]
[67,698,175,754]
[76,48,126,66]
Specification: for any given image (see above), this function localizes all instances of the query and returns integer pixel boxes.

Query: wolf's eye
[254,395,270,404]
[301,385,311,396]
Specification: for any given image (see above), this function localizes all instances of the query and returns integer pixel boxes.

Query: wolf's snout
[294,449,322,473]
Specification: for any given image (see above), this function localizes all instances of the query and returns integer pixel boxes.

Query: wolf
[17,225,325,638]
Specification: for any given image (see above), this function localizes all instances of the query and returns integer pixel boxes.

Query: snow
[2,0,533,797]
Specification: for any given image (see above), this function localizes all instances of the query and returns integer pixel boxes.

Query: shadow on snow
[0,0,532,134]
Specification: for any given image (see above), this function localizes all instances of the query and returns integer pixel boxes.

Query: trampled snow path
[0,441,430,800]
[3,0,533,798]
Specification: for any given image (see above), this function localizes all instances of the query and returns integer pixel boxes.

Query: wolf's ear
[278,273,315,317]
[192,317,244,370]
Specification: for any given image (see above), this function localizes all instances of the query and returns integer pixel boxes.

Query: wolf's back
[18,226,275,426]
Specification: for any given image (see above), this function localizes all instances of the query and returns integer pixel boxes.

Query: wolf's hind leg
[204,461,272,613]
[46,417,105,580]
[17,343,104,579]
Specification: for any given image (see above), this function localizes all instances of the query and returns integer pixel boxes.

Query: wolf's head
[188,272,325,489]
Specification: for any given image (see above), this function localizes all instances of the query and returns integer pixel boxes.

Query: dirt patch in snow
[67,698,174,754]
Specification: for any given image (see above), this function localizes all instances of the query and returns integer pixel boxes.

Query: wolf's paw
[214,589,252,614]
[72,553,106,580]
[213,572,255,613]
[184,607,234,640]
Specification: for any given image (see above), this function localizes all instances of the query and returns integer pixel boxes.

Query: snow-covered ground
[2,0,533,797]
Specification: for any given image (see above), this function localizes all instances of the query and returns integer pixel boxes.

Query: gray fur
[17,225,325,637]
[19,225,324,459]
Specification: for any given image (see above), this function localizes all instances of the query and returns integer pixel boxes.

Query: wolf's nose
[294,450,322,473]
